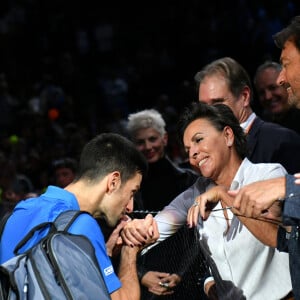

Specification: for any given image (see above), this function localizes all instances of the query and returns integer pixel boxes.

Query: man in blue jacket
[0,132,159,300]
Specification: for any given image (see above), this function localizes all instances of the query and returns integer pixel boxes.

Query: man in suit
[223,16,300,300]
[194,56,300,174]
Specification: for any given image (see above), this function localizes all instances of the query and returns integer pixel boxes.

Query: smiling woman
[127,109,167,164]
[179,102,247,186]
[132,102,293,299]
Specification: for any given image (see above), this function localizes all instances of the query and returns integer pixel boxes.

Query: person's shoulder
[258,117,295,133]
[67,211,103,238]
[243,158,286,177]
[288,106,300,116]
[255,117,300,140]
[69,211,96,226]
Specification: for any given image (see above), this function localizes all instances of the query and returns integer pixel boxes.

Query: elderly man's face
[198,74,248,123]
[255,67,290,115]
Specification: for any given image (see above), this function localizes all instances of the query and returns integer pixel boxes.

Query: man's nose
[276,69,286,87]
[126,199,134,213]
[264,89,273,100]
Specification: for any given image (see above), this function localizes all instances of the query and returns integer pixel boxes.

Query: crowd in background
[0,0,299,205]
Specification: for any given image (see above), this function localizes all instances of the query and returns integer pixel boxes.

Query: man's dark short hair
[273,15,300,52]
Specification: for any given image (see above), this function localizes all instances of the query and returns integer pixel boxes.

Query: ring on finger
[159,282,170,289]
[192,201,199,207]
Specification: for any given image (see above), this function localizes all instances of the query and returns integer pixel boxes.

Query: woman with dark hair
[123,102,293,299]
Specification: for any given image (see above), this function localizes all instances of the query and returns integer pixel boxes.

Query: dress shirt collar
[230,157,251,191]
[240,112,256,134]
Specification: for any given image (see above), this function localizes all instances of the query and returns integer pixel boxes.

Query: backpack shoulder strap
[13,210,90,255]
[14,221,53,255]
[54,210,91,232]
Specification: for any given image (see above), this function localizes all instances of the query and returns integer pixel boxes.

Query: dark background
[0,0,299,192]
[1,0,299,114]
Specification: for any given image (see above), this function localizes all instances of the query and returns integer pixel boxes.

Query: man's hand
[294,173,300,184]
[141,271,181,296]
[229,177,286,219]
[121,214,159,248]
[261,200,283,222]
[106,215,130,257]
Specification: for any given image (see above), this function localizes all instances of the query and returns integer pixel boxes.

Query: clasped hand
[121,214,159,249]
[141,271,181,296]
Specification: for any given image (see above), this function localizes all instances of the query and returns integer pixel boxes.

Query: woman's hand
[121,214,159,248]
[187,186,231,227]
[141,271,181,296]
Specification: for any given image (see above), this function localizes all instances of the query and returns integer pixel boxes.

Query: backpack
[0,210,111,300]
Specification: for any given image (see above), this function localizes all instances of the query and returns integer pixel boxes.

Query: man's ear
[107,171,121,194]
[240,85,251,107]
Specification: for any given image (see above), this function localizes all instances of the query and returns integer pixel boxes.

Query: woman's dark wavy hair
[177,102,247,160]
[74,133,148,184]
[273,15,300,52]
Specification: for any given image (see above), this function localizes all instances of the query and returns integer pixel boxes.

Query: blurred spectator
[51,157,78,188]
[0,0,299,221]
[0,72,20,137]
[2,174,35,202]
[127,108,198,212]
[254,61,300,134]
[153,93,182,162]
[97,67,129,117]
[0,173,37,219]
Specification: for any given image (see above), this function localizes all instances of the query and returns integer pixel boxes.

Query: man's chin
[95,214,113,227]
[107,217,121,228]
